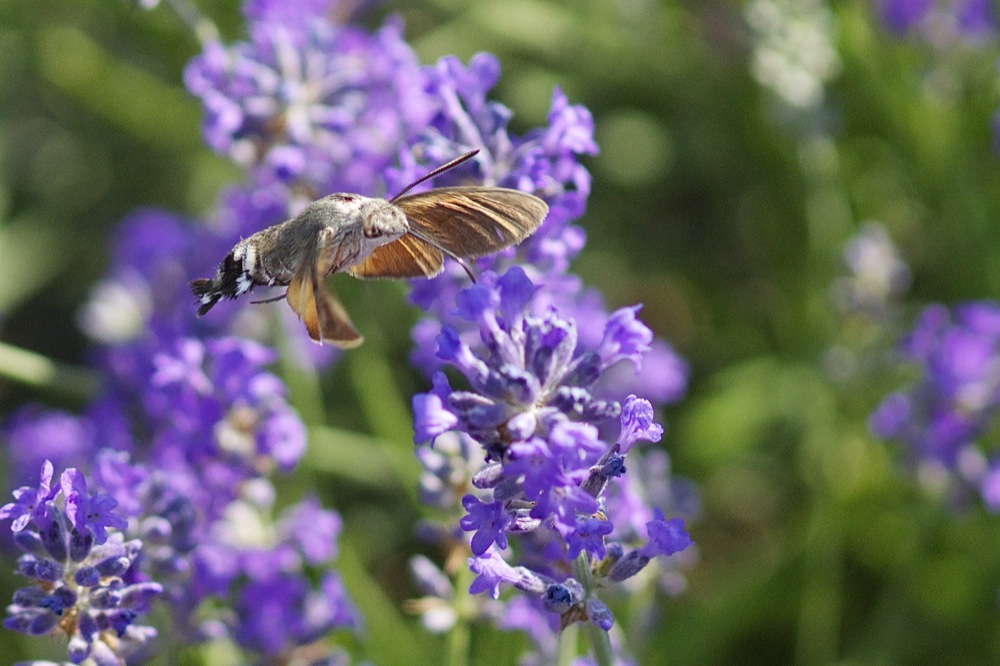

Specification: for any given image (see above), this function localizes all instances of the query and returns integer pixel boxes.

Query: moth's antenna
[390,149,480,203]
[407,228,477,283]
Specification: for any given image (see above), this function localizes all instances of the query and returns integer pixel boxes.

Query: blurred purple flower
[232,570,358,656]
[871,301,1000,509]
[877,0,933,33]
[876,0,996,41]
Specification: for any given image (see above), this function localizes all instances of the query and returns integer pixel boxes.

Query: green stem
[575,553,615,666]
[447,564,474,666]
[273,312,327,427]
[0,341,98,402]
[556,622,579,666]
[584,620,615,666]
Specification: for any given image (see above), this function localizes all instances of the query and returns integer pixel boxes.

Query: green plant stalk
[557,622,580,666]
[0,341,98,402]
[447,564,474,666]
[575,553,614,666]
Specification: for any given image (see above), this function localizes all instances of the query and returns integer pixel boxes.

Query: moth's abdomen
[190,239,279,315]
[190,277,222,316]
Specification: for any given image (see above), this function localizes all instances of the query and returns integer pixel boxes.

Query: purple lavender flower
[3,409,100,490]
[392,53,689,418]
[146,336,305,479]
[396,54,598,307]
[242,0,338,29]
[877,0,934,33]
[876,0,996,41]
[412,267,693,635]
[231,571,357,656]
[0,461,59,543]
[1,462,162,664]
[184,15,432,202]
[12,260,351,662]
[870,301,1000,509]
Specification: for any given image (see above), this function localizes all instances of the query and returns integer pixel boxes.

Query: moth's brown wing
[347,233,444,279]
[286,233,364,347]
[394,187,548,258]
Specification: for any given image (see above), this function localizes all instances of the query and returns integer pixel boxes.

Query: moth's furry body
[190,150,548,348]
[192,195,407,315]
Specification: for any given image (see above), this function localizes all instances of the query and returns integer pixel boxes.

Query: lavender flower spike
[412,267,693,636]
[2,462,162,665]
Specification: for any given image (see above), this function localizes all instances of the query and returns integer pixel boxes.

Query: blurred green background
[4,0,1000,664]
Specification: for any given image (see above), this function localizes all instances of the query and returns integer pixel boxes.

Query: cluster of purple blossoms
[391,53,688,411]
[873,1,1000,169]
[4,332,357,662]
[7,201,355,661]
[876,0,996,41]
[0,461,161,665]
[870,301,1000,510]
[184,3,433,217]
[6,0,696,663]
[411,267,693,642]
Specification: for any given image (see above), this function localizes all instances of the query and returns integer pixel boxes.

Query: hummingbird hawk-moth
[190,150,548,347]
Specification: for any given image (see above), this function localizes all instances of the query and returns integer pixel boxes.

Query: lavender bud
[69,527,94,562]
[19,555,62,583]
[601,454,627,478]
[505,411,538,441]
[106,608,139,636]
[586,598,614,631]
[471,463,504,489]
[120,582,163,608]
[74,566,101,587]
[14,530,45,555]
[138,516,172,543]
[409,555,453,599]
[543,583,578,615]
[11,587,46,607]
[96,555,130,578]
[40,588,76,616]
[550,386,592,416]
[582,399,622,422]
[28,610,60,635]
[608,550,651,582]
[41,516,68,562]
[492,476,524,501]
[67,632,90,662]
[90,586,123,609]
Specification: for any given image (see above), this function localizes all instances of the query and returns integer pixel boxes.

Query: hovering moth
[190,150,548,347]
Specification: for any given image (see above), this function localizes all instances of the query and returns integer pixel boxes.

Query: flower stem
[557,622,579,666]
[584,620,616,666]
[448,564,474,666]
[0,341,98,402]
[575,553,615,666]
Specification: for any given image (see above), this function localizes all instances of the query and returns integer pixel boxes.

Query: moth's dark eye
[364,226,383,239]
[338,195,354,202]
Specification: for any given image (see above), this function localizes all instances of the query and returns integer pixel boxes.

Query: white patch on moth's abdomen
[242,244,257,276]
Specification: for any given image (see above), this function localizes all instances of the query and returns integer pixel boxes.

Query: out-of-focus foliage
[3,0,1000,664]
